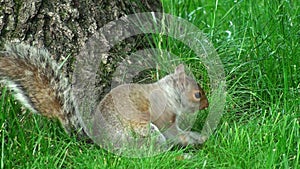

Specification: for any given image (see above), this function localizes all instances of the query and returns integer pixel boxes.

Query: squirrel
[0,42,209,154]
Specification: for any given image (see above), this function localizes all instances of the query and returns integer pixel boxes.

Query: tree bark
[0,0,162,98]
[0,0,161,55]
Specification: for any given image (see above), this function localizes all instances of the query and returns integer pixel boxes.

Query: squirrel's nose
[199,100,209,110]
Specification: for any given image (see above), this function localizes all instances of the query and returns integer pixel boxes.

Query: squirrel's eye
[194,91,201,99]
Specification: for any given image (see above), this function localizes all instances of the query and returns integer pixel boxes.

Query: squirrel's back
[0,43,81,133]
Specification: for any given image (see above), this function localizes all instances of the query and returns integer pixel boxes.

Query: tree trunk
[0,1,161,55]
[0,0,161,97]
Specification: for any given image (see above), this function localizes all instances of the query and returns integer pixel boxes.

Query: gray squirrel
[0,42,209,154]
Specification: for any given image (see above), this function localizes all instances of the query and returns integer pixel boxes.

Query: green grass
[1,0,300,168]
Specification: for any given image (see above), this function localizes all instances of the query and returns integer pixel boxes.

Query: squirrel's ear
[178,72,186,88]
[174,64,186,84]
[175,64,185,74]
[174,64,187,90]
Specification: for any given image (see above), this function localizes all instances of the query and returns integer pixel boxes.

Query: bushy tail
[0,42,81,133]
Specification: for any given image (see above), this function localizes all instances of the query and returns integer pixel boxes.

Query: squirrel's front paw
[179,131,207,146]
[188,131,207,144]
